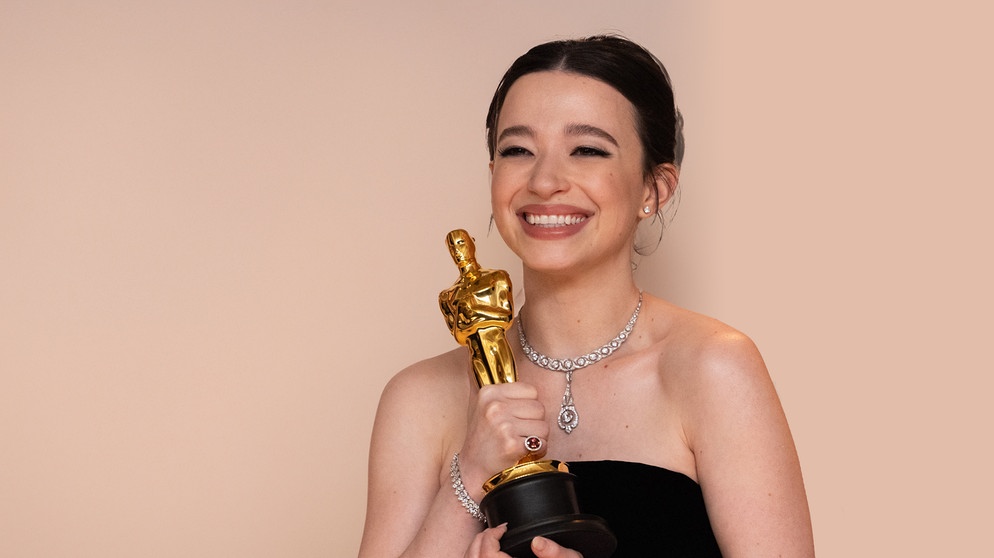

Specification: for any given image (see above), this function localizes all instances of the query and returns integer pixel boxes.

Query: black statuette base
[480,469,616,558]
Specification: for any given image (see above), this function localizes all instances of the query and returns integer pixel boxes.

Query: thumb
[531,536,582,558]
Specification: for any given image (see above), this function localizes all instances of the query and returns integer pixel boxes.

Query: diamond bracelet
[450,453,486,523]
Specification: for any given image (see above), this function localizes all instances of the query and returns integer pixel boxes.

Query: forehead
[498,71,638,137]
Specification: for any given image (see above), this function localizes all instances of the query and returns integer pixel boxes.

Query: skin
[358,70,814,558]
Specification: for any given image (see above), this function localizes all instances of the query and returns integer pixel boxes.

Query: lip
[517,204,591,239]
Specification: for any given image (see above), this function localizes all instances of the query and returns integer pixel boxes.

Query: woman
[359,35,814,558]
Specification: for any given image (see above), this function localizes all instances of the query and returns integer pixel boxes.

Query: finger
[463,527,496,558]
[510,399,547,421]
[478,382,539,401]
[531,536,583,558]
[475,384,545,424]
[487,413,549,448]
[517,418,550,439]
[521,434,547,457]
[479,398,544,426]
[463,531,484,558]
[475,524,509,558]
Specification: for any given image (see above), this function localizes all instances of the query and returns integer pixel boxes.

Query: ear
[641,163,680,217]
[489,160,495,174]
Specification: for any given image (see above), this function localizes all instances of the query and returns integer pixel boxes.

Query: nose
[527,153,569,198]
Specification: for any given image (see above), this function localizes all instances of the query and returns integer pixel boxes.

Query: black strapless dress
[568,461,723,557]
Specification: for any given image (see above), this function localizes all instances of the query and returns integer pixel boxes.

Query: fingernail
[532,536,548,551]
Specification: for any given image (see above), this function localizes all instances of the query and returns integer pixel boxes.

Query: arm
[358,354,550,558]
[358,361,484,558]
[686,331,814,557]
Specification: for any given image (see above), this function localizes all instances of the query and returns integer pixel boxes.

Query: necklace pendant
[558,402,579,434]
[519,291,644,437]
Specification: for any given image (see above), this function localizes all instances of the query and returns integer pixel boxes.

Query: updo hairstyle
[485,35,684,190]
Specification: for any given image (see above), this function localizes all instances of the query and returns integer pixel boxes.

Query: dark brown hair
[485,35,684,181]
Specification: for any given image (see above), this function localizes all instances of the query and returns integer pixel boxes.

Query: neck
[517,269,642,358]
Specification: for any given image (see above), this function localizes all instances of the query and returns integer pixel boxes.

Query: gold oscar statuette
[439,229,616,558]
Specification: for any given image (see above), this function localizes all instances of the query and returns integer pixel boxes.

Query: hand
[464,526,583,558]
[464,524,510,558]
[458,382,549,494]
[531,536,584,558]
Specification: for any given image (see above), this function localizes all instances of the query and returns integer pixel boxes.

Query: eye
[572,146,610,157]
[497,146,532,158]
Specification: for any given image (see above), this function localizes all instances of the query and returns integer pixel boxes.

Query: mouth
[522,213,588,227]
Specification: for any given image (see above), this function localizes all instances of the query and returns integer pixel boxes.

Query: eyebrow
[495,123,619,147]
[496,125,533,144]
[564,123,619,147]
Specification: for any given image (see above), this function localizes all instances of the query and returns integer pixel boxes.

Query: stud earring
[643,206,652,214]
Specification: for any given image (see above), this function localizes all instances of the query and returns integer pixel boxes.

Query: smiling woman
[359,35,814,558]
[489,71,657,275]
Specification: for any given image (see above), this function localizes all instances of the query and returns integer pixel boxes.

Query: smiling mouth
[523,213,587,227]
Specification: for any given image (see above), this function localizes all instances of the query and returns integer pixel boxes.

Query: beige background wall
[1,1,990,556]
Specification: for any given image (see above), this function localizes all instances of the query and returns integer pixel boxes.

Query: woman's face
[490,70,657,276]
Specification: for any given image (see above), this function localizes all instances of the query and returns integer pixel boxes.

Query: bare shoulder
[375,347,471,443]
[381,348,469,403]
[641,295,782,451]
[643,296,814,555]
[645,296,766,385]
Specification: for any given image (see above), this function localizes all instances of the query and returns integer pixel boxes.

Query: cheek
[488,178,514,235]
[488,175,521,240]
[489,170,514,209]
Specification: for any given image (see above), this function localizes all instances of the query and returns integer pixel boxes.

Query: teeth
[524,213,587,227]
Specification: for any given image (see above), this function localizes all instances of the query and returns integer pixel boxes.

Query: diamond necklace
[517,291,644,434]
